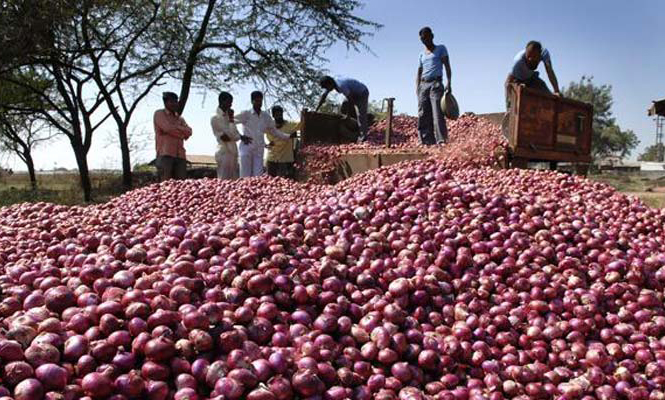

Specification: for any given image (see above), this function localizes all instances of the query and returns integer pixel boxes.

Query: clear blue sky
[7,0,665,171]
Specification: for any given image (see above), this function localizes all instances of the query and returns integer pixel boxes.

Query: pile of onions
[2,116,665,399]
[297,114,508,184]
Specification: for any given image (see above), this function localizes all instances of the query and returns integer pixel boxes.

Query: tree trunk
[118,124,132,188]
[23,150,37,190]
[70,136,93,202]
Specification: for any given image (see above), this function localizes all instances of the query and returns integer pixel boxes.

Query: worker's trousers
[156,155,187,181]
[418,80,448,145]
[348,89,370,139]
[215,150,239,180]
[239,149,264,178]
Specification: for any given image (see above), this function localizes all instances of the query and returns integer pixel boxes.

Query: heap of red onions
[1,115,665,400]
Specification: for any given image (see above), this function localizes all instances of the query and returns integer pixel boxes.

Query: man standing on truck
[416,26,452,145]
[153,92,192,181]
[505,40,561,102]
[504,41,563,170]
[315,75,370,143]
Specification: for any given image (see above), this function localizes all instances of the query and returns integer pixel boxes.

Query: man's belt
[421,76,443,83]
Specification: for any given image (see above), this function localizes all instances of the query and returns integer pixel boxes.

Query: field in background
[1,169,665,208]
[589,173,665,208]
[0,170,157,206]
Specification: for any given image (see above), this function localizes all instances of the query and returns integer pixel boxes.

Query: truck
[503,84,594,175]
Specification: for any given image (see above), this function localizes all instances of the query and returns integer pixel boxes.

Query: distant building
[597,156,641,172]
[640,162,665,172]
[148,155,216,169]
[185,155,216,169]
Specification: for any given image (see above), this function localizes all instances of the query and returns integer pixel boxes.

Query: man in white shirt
[234,91,283,177]
[211,91,249,180]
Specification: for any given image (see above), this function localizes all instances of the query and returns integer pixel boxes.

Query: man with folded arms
[153,92,192,181]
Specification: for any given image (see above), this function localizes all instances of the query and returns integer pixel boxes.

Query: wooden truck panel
[509,85,593,163]
[300,111,343,145]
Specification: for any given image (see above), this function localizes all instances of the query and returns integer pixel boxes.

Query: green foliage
[638,143,665,162]
[564,76,639,159]
[160,0,381,111]
[1,0,380,199]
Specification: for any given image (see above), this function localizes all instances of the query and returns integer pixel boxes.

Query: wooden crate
[300,110,344,145]
[507,85,593,165]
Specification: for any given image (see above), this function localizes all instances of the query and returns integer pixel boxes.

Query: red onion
[215,377,244,400]
[0,340,24,361]
[24,343,60,367]
[13,379,44,400]
[82,372,113,398]
[4,362,35,386]
[2,115,665,398]
[146,381,169,400]
[115,371,145,398]
[144,337,176,362]
[35,364,68,390]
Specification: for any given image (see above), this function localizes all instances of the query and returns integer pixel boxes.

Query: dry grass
[589,173,665,209]
[0,170,157,207]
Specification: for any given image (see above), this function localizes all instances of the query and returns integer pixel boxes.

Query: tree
[0,73,56,189]
[0,1,117,201]
[638,143,665,162]
[0,1,182,197]
[0,115,54,190]
[563,76,639,160]
[2,0,379,197]
[161,0,381,113]
[77,0,180,188]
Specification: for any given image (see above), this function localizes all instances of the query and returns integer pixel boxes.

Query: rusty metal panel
[515,89,556,150]
[556,101,593,154]
[509,85,593,163]
[301,111,343,145]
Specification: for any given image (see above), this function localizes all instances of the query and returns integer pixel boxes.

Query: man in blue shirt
[316,75,370,142]
[505,40,561,101]
[416,27,452,145]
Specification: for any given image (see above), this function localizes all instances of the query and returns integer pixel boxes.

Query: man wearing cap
[153,92,192,181]
[416,26,452,145]
[315,75,370,142]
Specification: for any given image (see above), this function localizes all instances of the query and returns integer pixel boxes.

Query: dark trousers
[156,155,187,181]
[418,79,448,145]
[267,161,293,178]
[505,73,551,109]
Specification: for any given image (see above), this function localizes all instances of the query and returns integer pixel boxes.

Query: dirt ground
[589,173,665,208]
